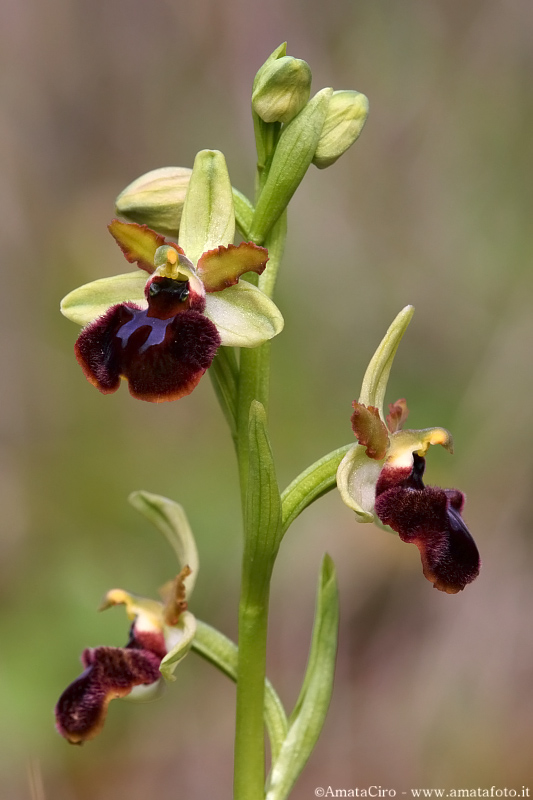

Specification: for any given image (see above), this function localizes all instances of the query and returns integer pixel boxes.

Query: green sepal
[250,88,333,244]
[192,620,288,763]
[266,555,339,800]
[160,610,197,681]
[128,490,199,599]
[115,166,192,236]
[336,443,381,523]
[359,305,414,419]
[244,401,283,589]
[204,280,284,347]
[60,270,146,326]
[178,149,235,265]
[312,90,369,169]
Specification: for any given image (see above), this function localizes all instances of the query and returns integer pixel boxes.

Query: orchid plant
[56,43,480,800]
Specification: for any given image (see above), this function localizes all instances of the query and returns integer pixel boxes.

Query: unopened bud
[312,90,369,169]
[252,55,312,125]
[250,88,332,243]
[115,166,192,236]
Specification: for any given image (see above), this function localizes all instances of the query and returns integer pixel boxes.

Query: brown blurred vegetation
[1,0,533,798]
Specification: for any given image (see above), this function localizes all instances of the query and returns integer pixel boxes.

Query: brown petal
[196,242,268,292]
[350,402,390,460]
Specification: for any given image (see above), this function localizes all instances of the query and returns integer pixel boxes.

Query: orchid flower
[337,306,480,593]
[60,151,284,402]
[55,492,198,744]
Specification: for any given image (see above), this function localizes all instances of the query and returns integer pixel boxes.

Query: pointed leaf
[129,491,199,599]
[266,555,339,800]
[60,271,147,326]
[245,400,283,578]
[204,281,284,347]
[178,150,235,265]
[359,305,414,419]
[197,242,268,292]
[336,443,381,523]
[108,219,169,272]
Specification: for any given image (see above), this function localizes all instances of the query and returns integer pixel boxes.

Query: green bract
[266,555,339,800]
[249,88,333,243]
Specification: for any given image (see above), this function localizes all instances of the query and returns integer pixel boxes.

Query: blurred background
[1,0,533,797]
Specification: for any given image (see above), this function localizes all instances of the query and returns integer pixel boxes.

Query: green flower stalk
[56,41,479,800]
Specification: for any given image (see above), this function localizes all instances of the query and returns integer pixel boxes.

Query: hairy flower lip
[56,572,197,744]
[55,621,166,745]
[374,454,480,593]
[337,395,481,593]
[74,299,221,403]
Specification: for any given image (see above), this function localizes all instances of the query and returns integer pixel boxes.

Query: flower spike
[337,306,480,592]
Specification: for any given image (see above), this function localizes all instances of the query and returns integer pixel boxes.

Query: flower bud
[250,88,333,244]
[252,55,312,125]
[312,90,369,169]
[115,166,192,236]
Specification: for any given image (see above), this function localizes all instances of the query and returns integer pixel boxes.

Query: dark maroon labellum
[55,625,166,744]
[375,453,480,593]
[75,275,221,402]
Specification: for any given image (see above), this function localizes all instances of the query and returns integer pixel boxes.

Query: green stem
[234,400,282,800]
[233,169,286,796]
[236,340,271,499]
[192,620,288,763]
